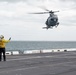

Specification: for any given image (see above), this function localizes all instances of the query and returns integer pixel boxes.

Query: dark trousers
[0,48,6,61]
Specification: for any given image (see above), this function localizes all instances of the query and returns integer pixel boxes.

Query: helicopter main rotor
[29,9,59,14]
[28,6,59,14]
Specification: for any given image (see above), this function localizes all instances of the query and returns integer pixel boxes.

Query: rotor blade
[28,12,49,14]
[42,8,50,11]
[53,11,59,13]
[38,6,50,11]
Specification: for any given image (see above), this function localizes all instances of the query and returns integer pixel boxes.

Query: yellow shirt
[0,39,10,48]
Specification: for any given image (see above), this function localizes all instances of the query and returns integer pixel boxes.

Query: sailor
[0,35,11,61]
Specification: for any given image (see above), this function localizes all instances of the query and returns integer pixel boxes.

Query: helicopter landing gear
[50,26,53,29]
[43,26,51,29]
[43,27,49,29]
[55,22,59,28]
[55,25,58,28]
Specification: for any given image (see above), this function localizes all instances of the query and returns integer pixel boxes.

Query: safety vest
[0,39,10,48]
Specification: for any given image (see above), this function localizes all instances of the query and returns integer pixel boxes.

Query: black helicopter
[43,10,59,29]
[29,8,59,29]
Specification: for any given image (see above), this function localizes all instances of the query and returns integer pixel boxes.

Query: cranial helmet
[0,35,4,39]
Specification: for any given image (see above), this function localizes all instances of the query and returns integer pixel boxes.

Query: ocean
[6,41,76,51]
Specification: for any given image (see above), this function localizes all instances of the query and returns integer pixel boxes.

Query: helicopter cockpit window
[51,18,54,21]
[51,18,57,22]
[54,19,57,21]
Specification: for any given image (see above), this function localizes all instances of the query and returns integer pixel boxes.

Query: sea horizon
[6,41,76,51]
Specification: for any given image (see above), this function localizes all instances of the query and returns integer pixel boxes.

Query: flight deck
[0,51,76,75]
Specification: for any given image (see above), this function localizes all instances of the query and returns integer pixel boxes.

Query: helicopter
[29,8,59,29]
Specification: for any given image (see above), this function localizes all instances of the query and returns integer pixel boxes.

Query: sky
[0,0,76,41]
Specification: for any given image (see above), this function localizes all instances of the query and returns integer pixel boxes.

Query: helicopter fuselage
[45,14,59,29]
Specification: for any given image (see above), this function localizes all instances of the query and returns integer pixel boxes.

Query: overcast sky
[0,0,76,41]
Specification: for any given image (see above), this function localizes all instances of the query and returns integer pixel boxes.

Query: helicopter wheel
[55,25,58,28]
[50,26,53,29]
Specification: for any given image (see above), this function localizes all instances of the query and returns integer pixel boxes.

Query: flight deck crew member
[0,35,11,61]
